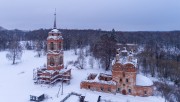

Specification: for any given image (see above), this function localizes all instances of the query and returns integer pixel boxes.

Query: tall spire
[53,9,57,29]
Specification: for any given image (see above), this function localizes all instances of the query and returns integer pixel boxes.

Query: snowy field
[0,50,165,102]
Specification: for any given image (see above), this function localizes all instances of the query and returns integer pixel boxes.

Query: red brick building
[80,48,153,96]
[33,12,71,85]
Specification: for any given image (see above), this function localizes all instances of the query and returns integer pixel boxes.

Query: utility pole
[57,85,61,98]
[61,74,64,95]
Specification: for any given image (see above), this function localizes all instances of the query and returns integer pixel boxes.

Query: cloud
[0,0,180,31]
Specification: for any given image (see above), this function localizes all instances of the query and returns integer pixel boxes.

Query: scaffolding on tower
[33,66,71,85]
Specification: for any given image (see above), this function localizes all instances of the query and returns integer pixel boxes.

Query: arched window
[50,42,54,50]
[126,79,129,83]
[59,56,63,65]
[120,78,122,82]
[50,57,55,66]
[88,85,91,89]
[117,88,121,92]
[59,42,61,49]
[108,87,111,92]
[100,87,104,91]
[123,72,125,77]
[144,91,147,95]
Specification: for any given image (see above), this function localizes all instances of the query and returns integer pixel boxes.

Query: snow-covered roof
[59,67,71,73]
[124,62,135,66]
[50,29,61,33]
[121,49,128,53]
[136,74,153,86]
[84,73,116,85]
[47,35,63,40]
[115,57,137,67]
[44,70,56,73]
[30,91,44,96]
[123,58,137,66]
[94,73,99,81]
[47,50,62,54]
[113,49,138,67]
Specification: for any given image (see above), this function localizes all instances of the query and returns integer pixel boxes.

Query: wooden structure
[30,93,45,102]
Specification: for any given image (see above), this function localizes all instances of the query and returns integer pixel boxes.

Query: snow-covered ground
[0,50,165,102]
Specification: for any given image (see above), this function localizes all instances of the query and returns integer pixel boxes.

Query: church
[32,12,153,97]
[33,12,71,85]
[80,48,153,96]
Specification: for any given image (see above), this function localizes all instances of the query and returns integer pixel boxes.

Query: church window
[126,79,129,83]
[117,88,121,92]
[100,87,104,91]
[120,78,122,82]
[50,57,55,66]
[123,72,125,77]
[50,42,54,50]
[59,42,61,49]
[88,85,90,89]
[59,56,63,65]
[128,89,131,93]
[144,91,147,95]
[108,87,111,92]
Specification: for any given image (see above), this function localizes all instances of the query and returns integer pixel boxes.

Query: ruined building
[80,48,153,96]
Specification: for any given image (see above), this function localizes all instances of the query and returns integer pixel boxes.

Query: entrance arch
[122,89,126,95]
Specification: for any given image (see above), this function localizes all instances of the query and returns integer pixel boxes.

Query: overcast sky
[0,0,180,31]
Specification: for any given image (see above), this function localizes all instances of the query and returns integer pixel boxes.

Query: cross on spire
[53,9,57,29]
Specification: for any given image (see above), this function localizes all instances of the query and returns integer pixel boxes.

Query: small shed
[30,91,45,102]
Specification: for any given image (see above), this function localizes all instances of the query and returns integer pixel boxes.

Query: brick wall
[134,86,153,96]
[80,81,116,93]
[80,52,153,96]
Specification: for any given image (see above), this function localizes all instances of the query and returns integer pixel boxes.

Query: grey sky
[0,0,180,31]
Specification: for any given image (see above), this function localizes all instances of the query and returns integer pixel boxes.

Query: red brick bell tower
[33,11,71,85]
[47,12,64,70]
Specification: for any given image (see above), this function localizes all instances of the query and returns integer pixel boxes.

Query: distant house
[30,92,45,102]
[80,48,153,96]
[116,43,138,52]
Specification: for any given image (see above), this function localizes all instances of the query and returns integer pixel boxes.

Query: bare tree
[96,58,101,69]
[89,56,94,69]
[25,41,32,50]
[6,34,23,64]
[77,48,86,69]
[74,47,78,55]
[34,40,43,57]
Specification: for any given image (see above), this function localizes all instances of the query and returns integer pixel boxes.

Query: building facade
[33,12,71,85]
[80,48,153,96]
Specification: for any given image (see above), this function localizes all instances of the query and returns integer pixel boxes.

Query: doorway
[122,89,126,95]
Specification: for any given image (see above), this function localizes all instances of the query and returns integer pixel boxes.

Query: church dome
[112,63,123,71]
[50,28,61,33]
[123,62,135,69]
